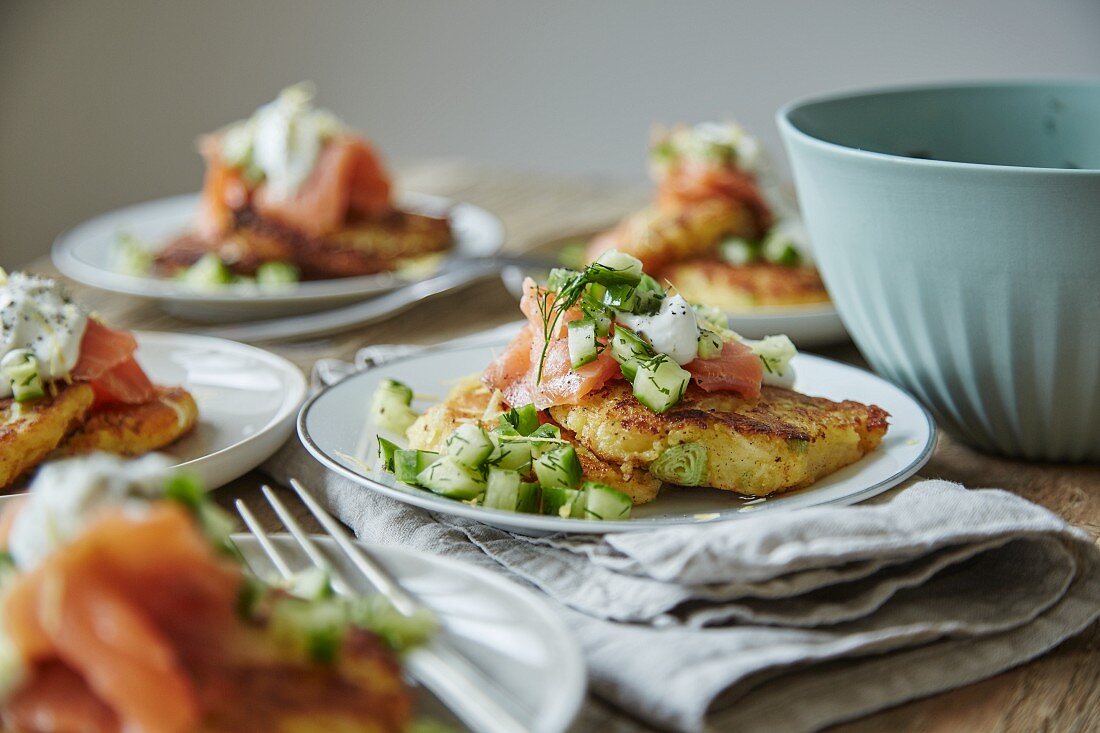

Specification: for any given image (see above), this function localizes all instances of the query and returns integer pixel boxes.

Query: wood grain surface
[24,160,1100,733]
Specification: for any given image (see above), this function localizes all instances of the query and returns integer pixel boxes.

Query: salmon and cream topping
[0,273,88,400]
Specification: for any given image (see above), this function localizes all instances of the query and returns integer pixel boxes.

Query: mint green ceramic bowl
[778,80,1100,461]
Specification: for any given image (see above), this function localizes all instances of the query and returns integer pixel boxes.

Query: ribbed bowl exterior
[779,94,1100,461]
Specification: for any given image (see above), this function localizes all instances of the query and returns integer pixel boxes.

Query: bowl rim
[776,77,1100,175]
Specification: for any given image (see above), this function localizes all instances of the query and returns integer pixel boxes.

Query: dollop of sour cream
[0,272,88,399]
[221,82,343,200]
[618,294,700,365]
[8,453,172,572]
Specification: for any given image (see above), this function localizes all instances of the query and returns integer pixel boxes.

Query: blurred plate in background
[53,192,504,322]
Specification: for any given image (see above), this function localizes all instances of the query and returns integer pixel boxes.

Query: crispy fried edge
[55,386,198,458]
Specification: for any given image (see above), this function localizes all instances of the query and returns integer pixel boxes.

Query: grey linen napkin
[264,336,1100,733]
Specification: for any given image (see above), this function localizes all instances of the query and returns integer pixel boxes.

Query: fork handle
[407,644,530,733]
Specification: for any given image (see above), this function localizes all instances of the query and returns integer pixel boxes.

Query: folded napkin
[264,338,1100,733]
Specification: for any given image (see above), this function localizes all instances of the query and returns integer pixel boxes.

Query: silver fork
[233,480,531,733]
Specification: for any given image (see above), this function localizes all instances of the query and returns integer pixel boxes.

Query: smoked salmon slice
[251,135,392,237]
[71,319,156,406]
[195,136,248,241]
[0,503,242,733]
[685,339,763,399]
[483,278,619,410]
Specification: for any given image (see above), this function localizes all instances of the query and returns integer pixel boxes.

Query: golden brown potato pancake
[56,386,198,458]
[551,381,888,497]
[586,198,758,272]
[156,207,452,281]
[0,383,95,489]
[660,258,831,311]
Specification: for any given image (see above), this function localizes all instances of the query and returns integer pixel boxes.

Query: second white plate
[298,337,936,535]
[53,192,505,322]
[135,331,306,488]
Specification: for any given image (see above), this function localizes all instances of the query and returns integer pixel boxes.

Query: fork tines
[233,479,531,733]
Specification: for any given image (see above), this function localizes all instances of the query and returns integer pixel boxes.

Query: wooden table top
[25,160,1100,732]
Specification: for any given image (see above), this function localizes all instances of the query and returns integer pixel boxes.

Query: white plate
[298,337,936,535]
[0,494,585,733]
[237,534,584,733]
[135,331,306,488]
[53,192,505,322]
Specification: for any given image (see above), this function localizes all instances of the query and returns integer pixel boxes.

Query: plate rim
[297,340,938,535]
[52,191,505,304]
[135,330,307,474]
[232,532,586,733]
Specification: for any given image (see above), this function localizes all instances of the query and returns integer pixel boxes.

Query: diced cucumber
[517,481,541,513]
[256,261,300,285]
[547,267,579,291]
[220,122,255,167]
[762,231,802,267]
[720,237,759,266]
[271,596,348,664]
[444,422,494,468]
[697,329,725,360]
[371,378,418,434]
[378,378,414,404]
[486,431,533,473]
[179,253,233,288]
[417,456,486,500]
[587,250,643,286]
[1,349,45,402]
[580,299,612,337]
[499,403,540,436]
[649,443,709,486]
[636,273,663,293]
[567,318,599,369]
[483,468,521,511]
[534,444,581,489]
[630,273,665,315]
[582,481,632,520]
[601,282,638,311]
[527,423,561,441]
[630,289,664,316]
[376,436,400,472]
[289,566,335,600]
[394,449,438,484]
[115,232,154,276]
[609,325,654,381]
[631,355,690,413]
[691,303,728,332]
[541,486,585,518]
[747,335,797,377]
[584,282,607,306]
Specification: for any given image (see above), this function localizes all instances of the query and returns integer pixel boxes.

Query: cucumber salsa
[373,379,632,521]
[538,249,798,414]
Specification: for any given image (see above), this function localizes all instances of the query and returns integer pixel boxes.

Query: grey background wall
[3,0,1099,268]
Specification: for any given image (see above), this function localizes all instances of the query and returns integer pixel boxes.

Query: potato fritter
[0,383,95,489]
[200,629,412,733]
[660,259,831,311]
[156,207,452,281]
[550,381,888,497]
[586,198,758,272]
[56,387,198,457]
[406,377,662,505]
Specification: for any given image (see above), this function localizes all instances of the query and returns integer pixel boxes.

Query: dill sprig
[534,270,589,383]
